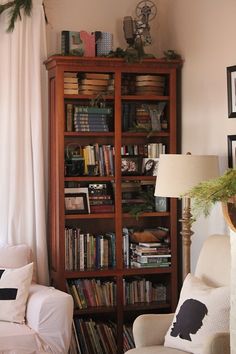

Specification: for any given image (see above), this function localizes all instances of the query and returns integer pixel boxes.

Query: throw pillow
[164,273,230,354]
[0,262,33,323]
[0,244,33,269]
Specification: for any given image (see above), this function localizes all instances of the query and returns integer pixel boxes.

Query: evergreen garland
[0,0,32,32]
[187,168,236,218]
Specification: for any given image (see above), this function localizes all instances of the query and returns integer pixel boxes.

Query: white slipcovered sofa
[126,234,231,354]
[0,243,73,354]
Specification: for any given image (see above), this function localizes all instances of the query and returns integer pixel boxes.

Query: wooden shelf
[46,55,182,354]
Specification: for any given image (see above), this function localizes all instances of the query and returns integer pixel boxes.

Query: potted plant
[187,168,236,230]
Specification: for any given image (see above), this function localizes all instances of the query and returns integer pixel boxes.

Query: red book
[90,205,114,213]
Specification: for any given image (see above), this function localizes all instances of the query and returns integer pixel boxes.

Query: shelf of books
[45,56,182,354]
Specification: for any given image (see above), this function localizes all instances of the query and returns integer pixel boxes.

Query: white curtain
[0,0,49,285]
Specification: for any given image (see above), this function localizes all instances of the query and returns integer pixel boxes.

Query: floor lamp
[154,154,219,279]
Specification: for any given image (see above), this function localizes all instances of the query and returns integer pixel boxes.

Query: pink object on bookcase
[80,31,95,57]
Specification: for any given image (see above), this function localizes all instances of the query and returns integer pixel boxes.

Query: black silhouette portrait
[170,298,208,341]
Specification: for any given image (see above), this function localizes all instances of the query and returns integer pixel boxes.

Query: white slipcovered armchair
[126,234,231,354]
[0,244,73,354]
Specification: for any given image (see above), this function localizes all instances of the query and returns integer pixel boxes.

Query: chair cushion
[164,273,230,354]
[125,346,189,354]
[0,321,44,354]
[0,263,33,323]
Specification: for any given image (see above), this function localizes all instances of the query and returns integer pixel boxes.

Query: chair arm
[202,332,230,354]
[26,283,73,354]
[133,313,174,347]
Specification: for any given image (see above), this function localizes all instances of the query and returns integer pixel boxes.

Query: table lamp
[154,153,219,279]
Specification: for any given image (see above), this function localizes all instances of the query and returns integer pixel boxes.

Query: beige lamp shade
[155,154,220,198]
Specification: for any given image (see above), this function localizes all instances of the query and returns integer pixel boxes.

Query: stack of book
[121,181,155,214]
[79,73,114,95]
[74,105,112,132]
[135,74,166,95]
[121,181,142,206]
[64,72,79,94]
[89,194,114,213]
[130,241,171,268]
[135,105,152,130]
[88,183,114,213]
[121,74,136,95]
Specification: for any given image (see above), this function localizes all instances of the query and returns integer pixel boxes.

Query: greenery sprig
[107,46,155,63]
[187,168,236,218]
[0,0,32,32]
[122,188,155,220]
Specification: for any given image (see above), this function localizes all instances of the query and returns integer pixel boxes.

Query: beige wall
[44,0,236,270]
[44,0,160,56]
[158,0,236,269]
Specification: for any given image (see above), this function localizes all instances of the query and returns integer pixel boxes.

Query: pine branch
[0,1,14,14]
[0,0,33,32]
[187,169,236,218]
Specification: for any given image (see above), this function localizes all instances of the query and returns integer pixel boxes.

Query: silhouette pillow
[0,263,33,323]
[164,273,230,354]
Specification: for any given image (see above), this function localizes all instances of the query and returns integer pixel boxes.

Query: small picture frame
[227,65,236,118]
[64,187,90,213]
[142,158,159,176]
[121,156,141,175]
[65,193,88,214]
[155,196,168,212]
[227,135,236,168]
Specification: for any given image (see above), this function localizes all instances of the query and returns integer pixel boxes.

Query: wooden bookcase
[45,55,182,354]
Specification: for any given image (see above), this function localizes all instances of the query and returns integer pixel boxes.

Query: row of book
[65,142,165,177]
[123,324,135,352]
[64,71,114,95]
[121,142,166,159]
[65,103,168,134]
[124,278,167,304]
[65,102,113,132]
[65,224,171,271]
[67,276,167,310]
[81,144,114,176]
[67,278,116,309]
[64,144,115,178]
[65,228,116,271]
[71,318,117,354]
[122,102,168,132]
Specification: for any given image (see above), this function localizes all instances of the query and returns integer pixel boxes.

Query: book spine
[74,116,108,122]
[79,233,84,270]
[61,30,69,55]
[75,106,112,114]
